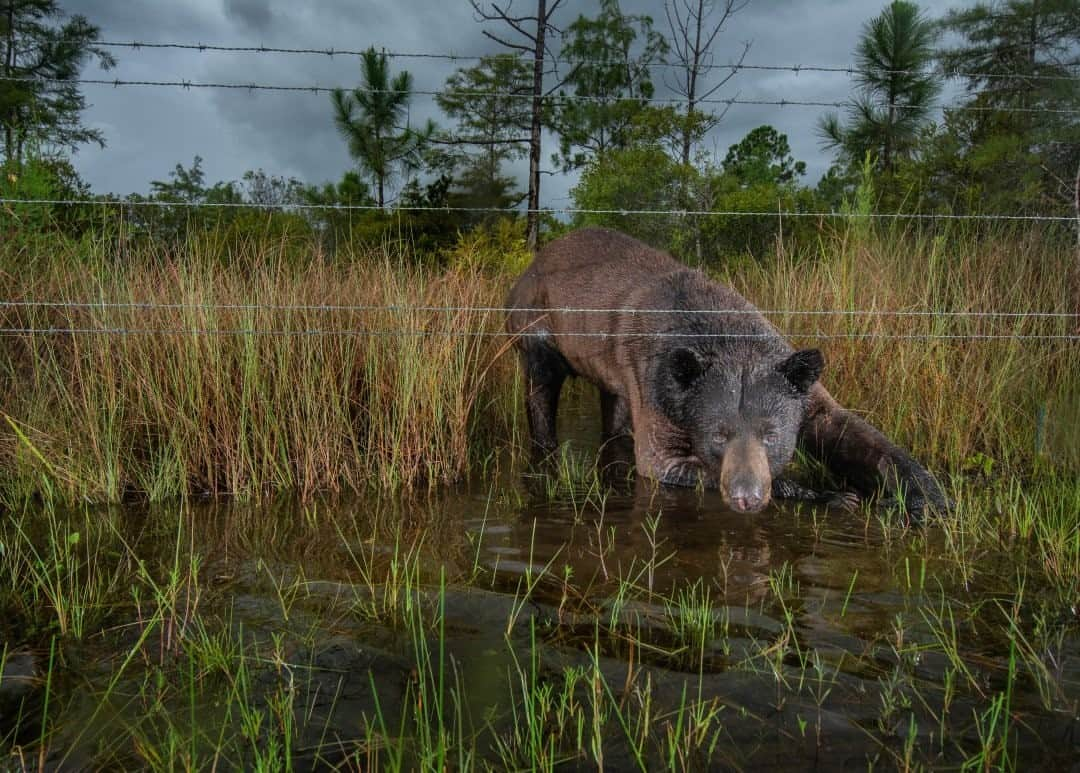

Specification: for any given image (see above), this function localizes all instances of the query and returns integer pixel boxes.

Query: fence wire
[1,196,1076,222]
[3,73,1078,116]
[94,39,1080,84]
[0,327,1076,341]
[3,307,1077,342]
[1,301,1077,319]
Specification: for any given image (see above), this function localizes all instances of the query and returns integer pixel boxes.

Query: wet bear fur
[506,227,947,520]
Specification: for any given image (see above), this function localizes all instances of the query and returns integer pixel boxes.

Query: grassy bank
[1,222,1078,769]
[0,232,520,506]
[2,222,1076,507]
[731,222,1079,475]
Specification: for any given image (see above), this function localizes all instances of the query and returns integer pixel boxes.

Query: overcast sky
[61,0,965,206]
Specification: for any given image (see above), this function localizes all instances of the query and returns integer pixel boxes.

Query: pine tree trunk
[3,1,15,164]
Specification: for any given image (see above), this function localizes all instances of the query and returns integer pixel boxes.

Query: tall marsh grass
[728,222,1080,475]
[1,221,1077,507]
[0,233,518,506]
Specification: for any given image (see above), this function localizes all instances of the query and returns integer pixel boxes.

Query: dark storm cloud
[60,1,965,201]
[224,0,275,31]
[199,0,495,190]
[64,0,222,40]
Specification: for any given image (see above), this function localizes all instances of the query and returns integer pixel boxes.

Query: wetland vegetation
[1,220,1078,770]
[3,0,1080,767]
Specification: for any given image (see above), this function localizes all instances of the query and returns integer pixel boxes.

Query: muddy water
[2,395,1079,770]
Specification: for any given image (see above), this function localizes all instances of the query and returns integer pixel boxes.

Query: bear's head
[656,346,824,513]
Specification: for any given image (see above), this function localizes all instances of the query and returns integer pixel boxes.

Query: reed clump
[728,222,1079,475]
[2,221,1077,507]
[0,233,517,506]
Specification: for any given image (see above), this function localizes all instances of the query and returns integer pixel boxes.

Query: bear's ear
[778,349,824,393]
[668,347,705,389]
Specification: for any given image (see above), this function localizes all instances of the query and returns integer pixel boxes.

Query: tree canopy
[722,125,806,187]
[8,0,1080,260]
[0,0,115,165]
[435,54,532,211]
[331,47,433,210]
[553,0,668,171]
[818,1,941,174]
[931,0,1080,214]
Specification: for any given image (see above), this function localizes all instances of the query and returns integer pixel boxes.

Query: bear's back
[508,227,685,316]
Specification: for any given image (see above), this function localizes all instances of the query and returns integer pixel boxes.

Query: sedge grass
[2,222,1080,768]
[2,222,1077,519]
[0,235,517,506]
[729,221,1080,477]
[2,494,1077,770]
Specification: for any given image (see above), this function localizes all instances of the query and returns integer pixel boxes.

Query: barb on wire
[0,326,1075,341]
[0,196,1074,222]
[2,73,1078,116]
[1,300,1077,319]
[95,39,1080,84]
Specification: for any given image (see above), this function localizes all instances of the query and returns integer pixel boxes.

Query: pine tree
[818,1,940,173]
[554,0,668,171]
[435,54,532,210]
[0,0,115,164]
[331,48,432,210]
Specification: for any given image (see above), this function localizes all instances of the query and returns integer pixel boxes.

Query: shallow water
[2,396,1078,770]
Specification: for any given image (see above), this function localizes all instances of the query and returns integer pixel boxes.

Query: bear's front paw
[824,490,861,512]
[659,461,706,488]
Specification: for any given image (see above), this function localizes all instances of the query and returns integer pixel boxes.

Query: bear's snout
[727,483,767,513]
[719,437,772,514]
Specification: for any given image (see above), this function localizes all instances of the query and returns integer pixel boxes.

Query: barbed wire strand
[3,74,1079,116]
[94,40,1080,84]
[1,197,1075,222]
[1,300,1077,319]
[0,327,1076,341]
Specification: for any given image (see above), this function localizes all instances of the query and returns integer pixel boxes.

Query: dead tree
[665,0,751,167]
[471,0,566,252]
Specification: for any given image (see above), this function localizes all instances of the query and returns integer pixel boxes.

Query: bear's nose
[729,487,765,513]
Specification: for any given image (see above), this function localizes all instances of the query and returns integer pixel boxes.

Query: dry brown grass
[1,222,1076,507]
[728,223,1079,474]
[0,235,517,505]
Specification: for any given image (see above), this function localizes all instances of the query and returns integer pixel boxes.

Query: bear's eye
[714,431,731,447]
[761,430,779,447]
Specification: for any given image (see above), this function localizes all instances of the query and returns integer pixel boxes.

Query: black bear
[505,227,947,520]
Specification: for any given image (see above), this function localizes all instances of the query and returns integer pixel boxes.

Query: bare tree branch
[471,0,563,251]
[489,3,537,24]
[481,30,534,53]
[697,40,750,101]
[665,0,752,166]
[430,136,531,146]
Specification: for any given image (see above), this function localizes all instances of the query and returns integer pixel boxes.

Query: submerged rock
[252,636,412,771]
[0,650,41,741]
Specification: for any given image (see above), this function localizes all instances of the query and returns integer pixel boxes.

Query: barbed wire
[1,300,1076,319]
[0,327,1075,341]
[94,39,1080,84]
[1,197,1075,222]
[0,45,1071,342]
[4,73,1079,116]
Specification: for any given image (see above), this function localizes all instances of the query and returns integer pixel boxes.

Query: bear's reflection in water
[495,481,889,601]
